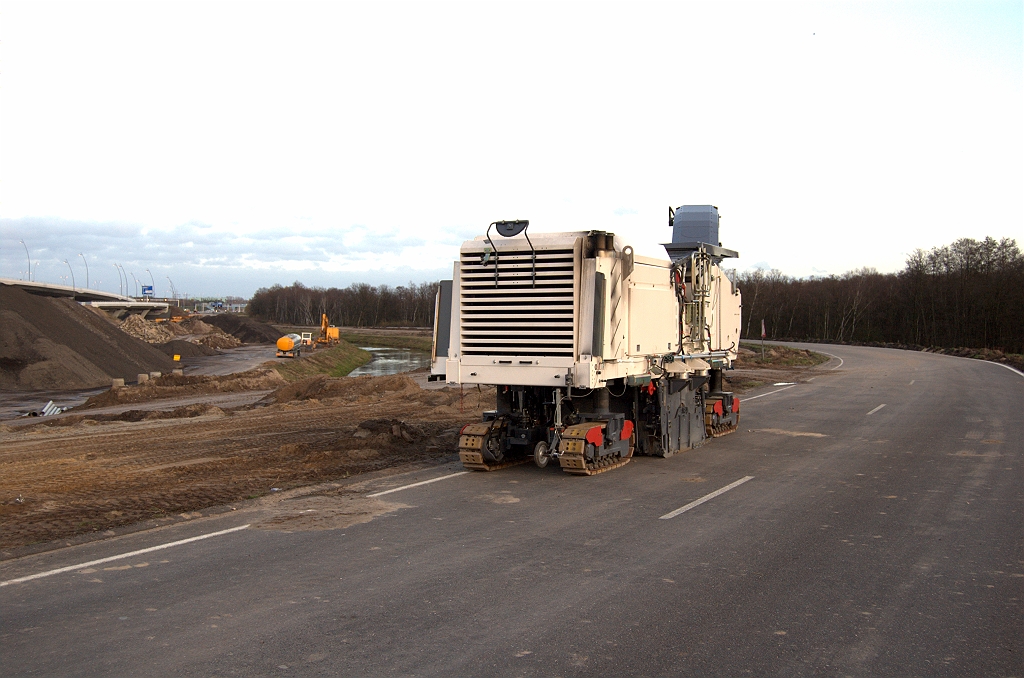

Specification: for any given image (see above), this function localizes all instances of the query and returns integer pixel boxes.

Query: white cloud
[1,1,1020,294]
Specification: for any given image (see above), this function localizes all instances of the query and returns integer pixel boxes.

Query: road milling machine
[430,205,742,476]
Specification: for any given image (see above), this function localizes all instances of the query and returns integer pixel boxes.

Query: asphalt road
[182,345,276,376]
[2,344,1021,677]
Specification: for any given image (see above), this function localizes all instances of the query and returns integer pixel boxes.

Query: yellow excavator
[316,314,340,348]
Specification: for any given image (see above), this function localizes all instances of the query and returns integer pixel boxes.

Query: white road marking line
[660,476,755,520]
[0,524,250,588]
[814,350,845,369]
[964,358,1024,379]
[368,472,470,498]
[909,380,915,385]
[866,404,886,416]
[743,385,797,401]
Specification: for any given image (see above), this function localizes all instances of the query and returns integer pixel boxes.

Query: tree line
[248,281,439,328]
[737,236,1023,354]
[247,236,1023,354]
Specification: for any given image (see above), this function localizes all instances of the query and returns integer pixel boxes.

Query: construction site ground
[0,345,277,420]
[0,340,826,559]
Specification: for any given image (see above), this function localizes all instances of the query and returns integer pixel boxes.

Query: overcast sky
[1,0,1021,298]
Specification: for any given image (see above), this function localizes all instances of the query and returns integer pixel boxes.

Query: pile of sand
[194,333,242,349]
[119,315,243,349]
[202,313,281,344]
[0,284,175,390]
[120,314,179,343]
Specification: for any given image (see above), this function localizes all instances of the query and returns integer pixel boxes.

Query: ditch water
[348,346,432,377]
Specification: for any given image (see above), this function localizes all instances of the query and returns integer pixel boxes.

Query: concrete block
[112,378,125,388]
[137,373,149,383]
[172,368,184,376]
[149,371,161,379]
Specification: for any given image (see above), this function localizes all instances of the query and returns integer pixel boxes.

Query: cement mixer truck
[430,205,742,476]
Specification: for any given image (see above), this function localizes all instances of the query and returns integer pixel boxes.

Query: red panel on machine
[620,420,634,440]
[585,426,605,446]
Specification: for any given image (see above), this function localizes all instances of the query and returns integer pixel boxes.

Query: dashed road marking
[744,385,797,401]
[660,476,755,520]
[867,404,886,416]
[368,472,470,498]
[0,525,250,588]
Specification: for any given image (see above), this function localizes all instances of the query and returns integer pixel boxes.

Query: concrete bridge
[0,278,169,318]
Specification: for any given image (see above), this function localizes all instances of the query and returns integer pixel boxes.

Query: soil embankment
[268,341,372,381]
[0,373,493,554]
[0,284,174,390]
[203,313,281,343]
[724,344,831,392]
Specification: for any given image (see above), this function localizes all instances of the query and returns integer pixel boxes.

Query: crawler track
[458,420,529,471]
[705,401,740,438]
[557,422,633,476]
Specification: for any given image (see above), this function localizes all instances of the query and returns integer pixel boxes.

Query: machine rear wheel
[533,441,550,468]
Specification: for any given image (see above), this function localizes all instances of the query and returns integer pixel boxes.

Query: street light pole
[79,253,89,288]
[63,259,76,291]
[116,264,128,297]
[19,240,30,280]
[113,264,123,296]
[130,271,140,297]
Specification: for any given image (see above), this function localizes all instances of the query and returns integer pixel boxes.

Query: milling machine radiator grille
[460,246,576,357]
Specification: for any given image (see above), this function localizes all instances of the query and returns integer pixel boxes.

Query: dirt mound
[120,314,242,349]
[260,374,422,404]
[81,368,287,408]
[203,313,281,344]
[195,333,242,349]
[155,339,218,358]
[36,402,229,427]
[263,375,333,403]
[353,418,427,442]
[120,314,179,343]
[0,284,175,390]
[177,317,217,334]
[734,345,828,368]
